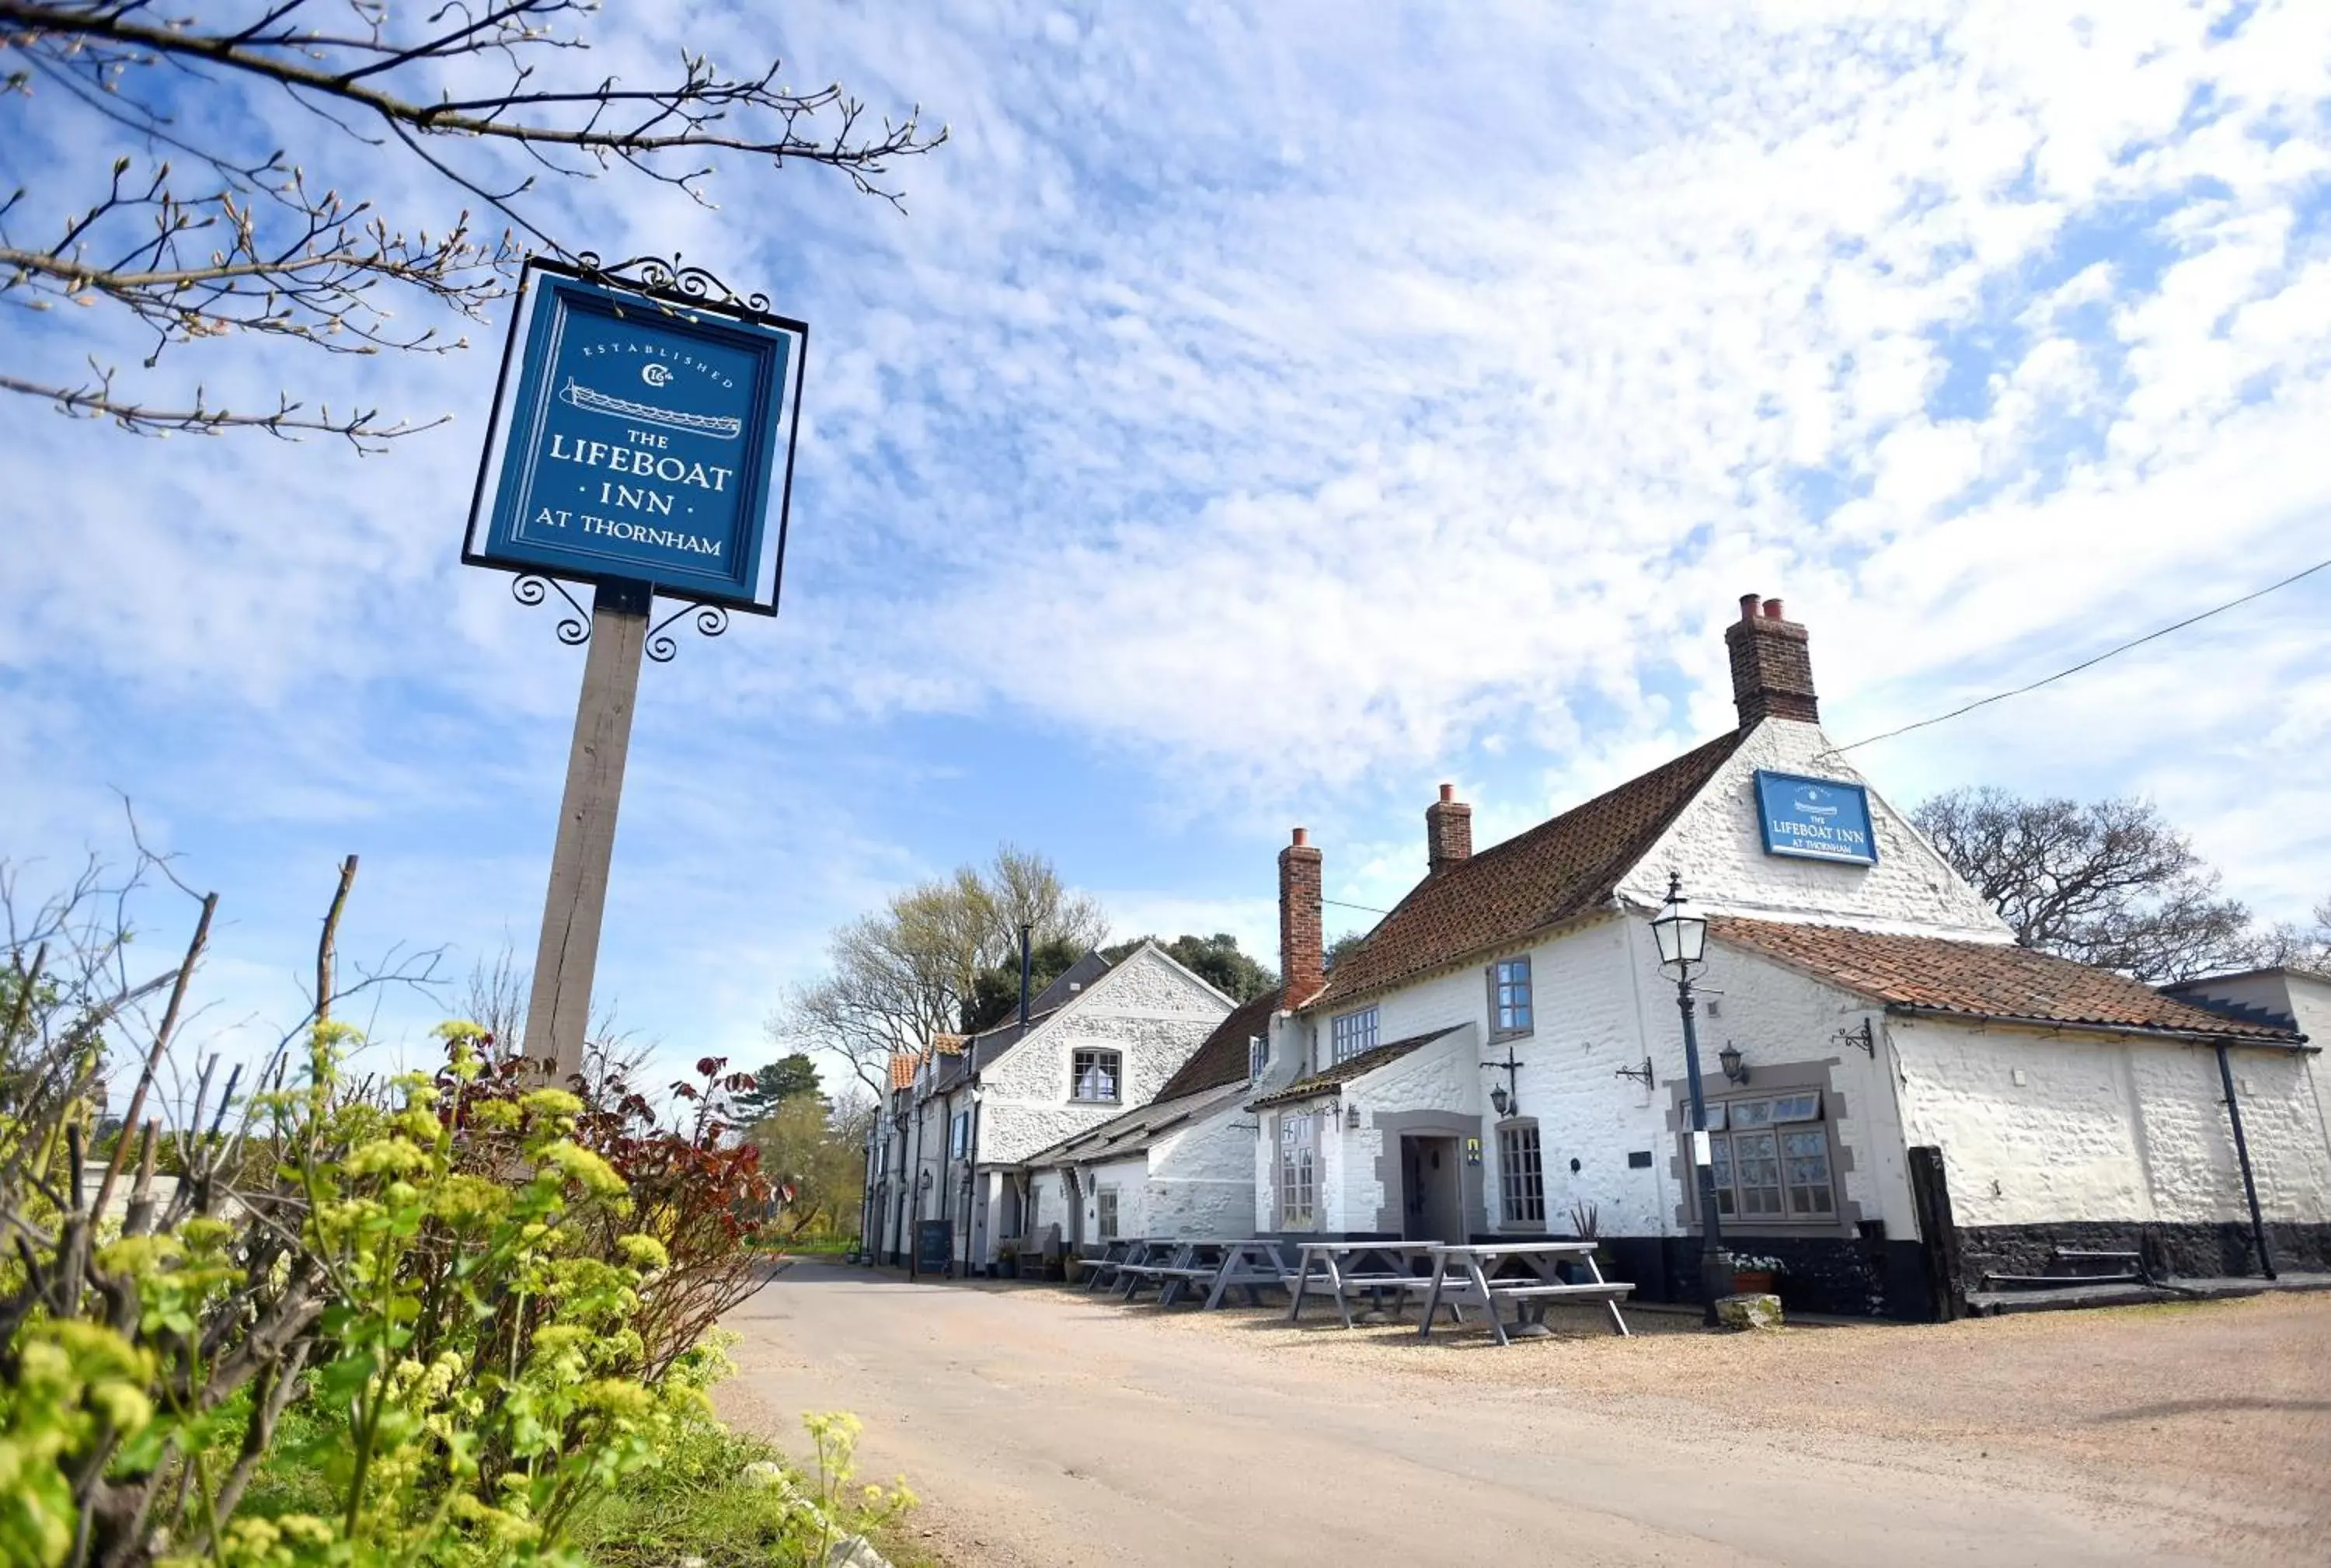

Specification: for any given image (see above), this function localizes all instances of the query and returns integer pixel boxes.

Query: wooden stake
[524,580,650,1078]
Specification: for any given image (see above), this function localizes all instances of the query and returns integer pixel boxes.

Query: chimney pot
[1426,786,1474,876]
[1723,590,1819,729]
[1279,828,1325,1005]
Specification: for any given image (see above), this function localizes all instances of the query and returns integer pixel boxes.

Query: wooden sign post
[462,256,807,1078]
[523,580,649,1075]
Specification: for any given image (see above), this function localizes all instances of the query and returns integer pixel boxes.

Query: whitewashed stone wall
[1617,717,2009,939]
[1333,1026,1478,1231]
[1082,1154,1151,1243]
[978,945,1229,1165]
[1890,1016,2331,1228]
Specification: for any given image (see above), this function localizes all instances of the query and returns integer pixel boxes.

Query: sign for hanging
[1753,770,1880,866]
[464,260,807,614]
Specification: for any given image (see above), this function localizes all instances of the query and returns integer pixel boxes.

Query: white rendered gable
[976,943,1232,1165]
[1615,718,2009,939]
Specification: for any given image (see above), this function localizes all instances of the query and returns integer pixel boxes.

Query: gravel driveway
[717,1264,2329,1567]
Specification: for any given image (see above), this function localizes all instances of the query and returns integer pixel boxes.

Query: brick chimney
[1723,593,1819,728]
[1279,828,1324,1006]
[1426,783,1472,875]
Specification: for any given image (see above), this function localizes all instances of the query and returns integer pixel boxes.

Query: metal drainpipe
[966,1078,984,1278]
[906,1080,925,1280]
[2214,1043,2277,1281]
[1018,921,1033,1029]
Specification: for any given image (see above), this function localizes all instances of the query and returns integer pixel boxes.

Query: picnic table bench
[1081,1236,1145,1293]
[1286,1240,1458,1330]
[1418,1241,1632,1346]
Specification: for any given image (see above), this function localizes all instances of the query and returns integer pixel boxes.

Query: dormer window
[1330,1005,1378,1064]
[1488,956,1534,1041]
[1071,1048,1121,1103]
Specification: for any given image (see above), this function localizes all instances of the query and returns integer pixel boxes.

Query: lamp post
[1651,872,1730,1324]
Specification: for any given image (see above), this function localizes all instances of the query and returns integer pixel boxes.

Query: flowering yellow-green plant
[0,1022,739,1567]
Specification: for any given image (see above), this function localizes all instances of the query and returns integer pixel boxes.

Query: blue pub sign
[465,260,807,614]
[1753,771,1880,866]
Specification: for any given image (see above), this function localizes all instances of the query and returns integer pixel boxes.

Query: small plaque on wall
[1627,1150,1653,1169]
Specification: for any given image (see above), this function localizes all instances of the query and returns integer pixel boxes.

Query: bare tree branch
[2,0,947,441]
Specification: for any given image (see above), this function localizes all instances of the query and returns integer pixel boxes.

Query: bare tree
[2252,896,2331,974]
[2,0,945,447]
[769,845,1108,1097]
[1912,789,2258,982]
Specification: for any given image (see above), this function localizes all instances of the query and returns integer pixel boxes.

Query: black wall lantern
[1719,1041,1750,1084]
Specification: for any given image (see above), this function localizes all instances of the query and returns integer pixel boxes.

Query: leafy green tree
[733,1052,823,1124]
[751,1096,873,1238]
[1101,932,1277,1002]
[960,934,1086,1033]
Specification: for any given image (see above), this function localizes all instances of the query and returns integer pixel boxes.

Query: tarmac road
[717,1263,2327,1568]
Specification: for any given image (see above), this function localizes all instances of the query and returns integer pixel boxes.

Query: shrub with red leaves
[434,1037,779,1382]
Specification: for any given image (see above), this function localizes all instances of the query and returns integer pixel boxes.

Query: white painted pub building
[866,596,2330,1315]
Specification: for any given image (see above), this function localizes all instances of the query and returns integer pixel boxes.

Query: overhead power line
[1324,897,1390,915]
[1830,554,2331,755]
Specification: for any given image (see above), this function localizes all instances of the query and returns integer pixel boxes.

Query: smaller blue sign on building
[1753,771,1880,866]
[465,260,806,614]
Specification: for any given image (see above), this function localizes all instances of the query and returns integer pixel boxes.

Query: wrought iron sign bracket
[1832,1018,1877,1058]
[510,573,730,662]
[1614,1057,1656,1088]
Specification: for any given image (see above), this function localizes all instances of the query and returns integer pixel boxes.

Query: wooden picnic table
[1286,1240,1453,1330]
[1081,1236,1144,1293]
[1417,1240,1632,1346]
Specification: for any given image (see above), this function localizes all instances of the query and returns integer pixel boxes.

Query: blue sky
[5,1,2329,1104]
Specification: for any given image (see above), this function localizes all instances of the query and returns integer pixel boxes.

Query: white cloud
[8,0,2331,1082]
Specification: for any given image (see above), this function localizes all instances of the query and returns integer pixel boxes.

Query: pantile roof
[1246,1025,1464,1110]
[1311,732,1743,1009]
[1153,988,1280,1103]
[1710,918,2306,1044]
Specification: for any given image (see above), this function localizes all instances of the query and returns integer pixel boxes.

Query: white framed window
[1096,1187,1120,1241]
[1487,956,1534,1040]
[1329,1006,1378,1064]
[949,1110,969,1159]
[1277,1112,1317,1229]
[1701,1091,1834,1222]
[1248,1033,1268,1083]
[1497,1122,1545,1227]
[1071,1048,1121,1103]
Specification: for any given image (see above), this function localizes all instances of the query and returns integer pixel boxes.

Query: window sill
[1489,1029,1534,1044]
[1071,1097,1122,1106]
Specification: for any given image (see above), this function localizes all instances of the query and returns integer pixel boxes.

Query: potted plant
[1565,1200,1605,1283]
[1723,1252,1783,1296]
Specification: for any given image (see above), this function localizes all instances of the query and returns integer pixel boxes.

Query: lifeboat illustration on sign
[558,378,743,440]
[1793,786,1840,818]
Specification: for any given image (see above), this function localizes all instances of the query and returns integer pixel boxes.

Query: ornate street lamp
[1653,872,1731,1323]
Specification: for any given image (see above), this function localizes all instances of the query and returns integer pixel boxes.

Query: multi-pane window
[1096,1187,1120,1241]
[1497,1122,1545,1226]
[1488,956,1534,1040]
[1702,1091,1834,1221]
[1329,1006,1379,1064]
[1247,1033,1268,1082]
[949,1110,970,1159]
[1071,1048,1121,1103]
[1277,1112,1317,1228]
